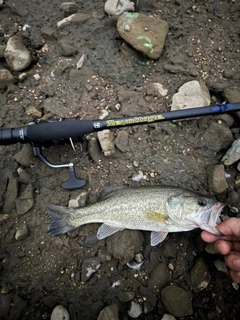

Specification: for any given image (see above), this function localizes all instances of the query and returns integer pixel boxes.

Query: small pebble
[15,222,29,241]
[33,74,41,81]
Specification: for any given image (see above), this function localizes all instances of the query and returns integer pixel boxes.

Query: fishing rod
[1,102,240,190]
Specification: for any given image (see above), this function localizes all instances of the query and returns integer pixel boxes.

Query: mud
[0,1,240,319]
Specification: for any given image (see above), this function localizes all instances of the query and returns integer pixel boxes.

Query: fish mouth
[201,202,226,234]
[213,202,226,225]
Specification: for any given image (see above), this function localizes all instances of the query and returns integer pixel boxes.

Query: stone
[97,304,119,320]
[0,45,6,58]
[214,260,229,276]
[0,214,9,225]
[25,106,42,118]
[171,80,210,113]
[0,69,15,89]
[106,229,144,264]
[9,296,27,319]
[222,138,240,166]
[151,82,168,97]
[57,13,91,29]
[88,137,102,162]
[68,191,88,208]
[0,294,12,319]
[118,291,135,302]
[205,243,217,254]
[207,164,228,194]
[0,0,5,9]
[161,285,193,317]
[161,315,176,320]
[201,122,233,152]
[41,26,57,40]
[17,168,31,184]
[190,257,211,292]
[16,184,34,216]
[223,88,240,103]
[50,305,70,320]
[115,130,129,152]
[97,130,115,156]
[3,177,18,214]
[162,240,178,258]
[4,36,32,71]
[58,38,78,56]
[8,4,28,16]
[60,2,79,16]
[117,12,168,60]
[148,262,170,292]
[81,258,101,282]
[105,0,135,16]
[128,301,142,318]
[14,144,35,167]
[15,222,29,240]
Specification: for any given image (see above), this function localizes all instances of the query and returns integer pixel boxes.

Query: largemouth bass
[47,185,225,246]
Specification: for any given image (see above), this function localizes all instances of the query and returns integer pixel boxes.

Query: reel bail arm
[32,144,86,190]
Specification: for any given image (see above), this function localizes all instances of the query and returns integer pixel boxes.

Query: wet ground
[0,0,240,319]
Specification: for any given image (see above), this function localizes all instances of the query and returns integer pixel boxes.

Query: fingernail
[233,259,240,269]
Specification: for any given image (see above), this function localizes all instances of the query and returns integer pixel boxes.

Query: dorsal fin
[97,186,125,201]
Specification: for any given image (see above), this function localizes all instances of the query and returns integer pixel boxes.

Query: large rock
[148,262,170,292]
[97,304,119,320]
[171,80,210,113]
[117,12,168,60]
[161,285,193,317]
[190,257,211,292]
[223,88,240,103]
[201,122,233,152]
[4,36,32,71]
[207,164,228,194]
[106,229,144,264]
[222,138,240,165]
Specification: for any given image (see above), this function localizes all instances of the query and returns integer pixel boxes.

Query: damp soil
[0,1,240,319]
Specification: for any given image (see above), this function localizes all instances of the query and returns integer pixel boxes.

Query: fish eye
[197,198,207,207]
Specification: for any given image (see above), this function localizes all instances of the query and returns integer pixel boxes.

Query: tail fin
[47,204,76,236]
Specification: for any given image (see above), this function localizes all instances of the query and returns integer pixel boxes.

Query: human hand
[201,217,240,283]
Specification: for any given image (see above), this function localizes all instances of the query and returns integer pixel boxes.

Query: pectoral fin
[145,211,167,223]
[97,224,123,240]
[151,231,168,246]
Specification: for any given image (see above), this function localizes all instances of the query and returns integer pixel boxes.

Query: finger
[224,251,240,272]
[229,270,240,284]
[214,239,233,255]
[217,218,240,239]
[201,230,220,243]
[214,240,240,255]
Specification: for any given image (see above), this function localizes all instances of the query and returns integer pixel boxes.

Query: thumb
[217,217,240,240]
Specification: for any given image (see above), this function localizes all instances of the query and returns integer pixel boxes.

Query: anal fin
[97,224,123,240]
[151,231,168,246]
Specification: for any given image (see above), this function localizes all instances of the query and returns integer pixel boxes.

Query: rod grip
[0,120,95,145]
